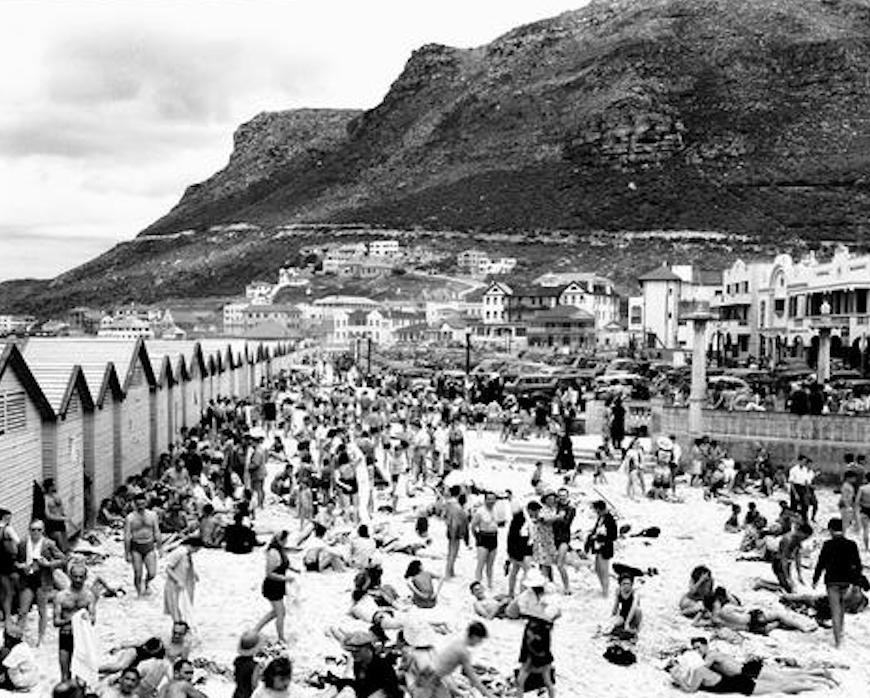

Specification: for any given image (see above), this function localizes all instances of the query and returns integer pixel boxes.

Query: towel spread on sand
[71,609,100,687]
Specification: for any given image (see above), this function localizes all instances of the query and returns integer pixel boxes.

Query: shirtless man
[125,493,162,596]
[430,622,494,698]
[770,523,812,593]
[469,581,510,620]
[471,492,499,589]
[161,659,208,698]
[53,562,97,681]
[703,588,816,634]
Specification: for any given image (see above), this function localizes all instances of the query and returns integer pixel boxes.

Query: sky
[0,0,581,283]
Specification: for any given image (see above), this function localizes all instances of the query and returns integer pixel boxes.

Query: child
[724,504,741,533]
[744,502,761,529]
[593,447,608,485]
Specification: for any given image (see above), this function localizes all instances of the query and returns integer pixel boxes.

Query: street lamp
[465,326,472,375]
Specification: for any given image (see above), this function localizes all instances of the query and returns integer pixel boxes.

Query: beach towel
[178,588,195,628]
[71,608,100,687]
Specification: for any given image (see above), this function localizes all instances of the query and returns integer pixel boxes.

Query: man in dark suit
[16,518,66,645]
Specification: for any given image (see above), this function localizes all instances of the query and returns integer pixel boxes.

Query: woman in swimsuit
[253,531,297,643]
[405,559,440,609]
[609,574,642,636]
[471,492,499,590]
[838,470,858,534]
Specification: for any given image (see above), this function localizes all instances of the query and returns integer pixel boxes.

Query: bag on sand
[603,644,636,666]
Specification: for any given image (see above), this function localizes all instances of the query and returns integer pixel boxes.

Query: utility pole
[465,328,472,375]
[367,336,372,377]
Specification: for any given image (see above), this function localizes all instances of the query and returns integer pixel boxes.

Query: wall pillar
[687,312,712,436]
[818,327,832,383]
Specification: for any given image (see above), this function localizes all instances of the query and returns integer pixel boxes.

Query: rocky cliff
[143,0,870,240]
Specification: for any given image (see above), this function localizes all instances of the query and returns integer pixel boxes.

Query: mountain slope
[145,0,870,239]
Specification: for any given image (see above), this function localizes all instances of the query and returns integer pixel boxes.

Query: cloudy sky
[0,0,580,282]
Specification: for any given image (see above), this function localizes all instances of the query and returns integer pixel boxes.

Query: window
[0,390,27,435]
[774,299,785,315]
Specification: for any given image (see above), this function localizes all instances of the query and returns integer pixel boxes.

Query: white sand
[11,432,869,697]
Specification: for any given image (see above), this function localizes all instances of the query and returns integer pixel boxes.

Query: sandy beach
[8,431,869,698]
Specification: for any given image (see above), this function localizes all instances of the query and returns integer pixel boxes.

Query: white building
[481,282,511,324]
[97,316,154,339]
[710,259,774,360]
[367,239,401,258]
[223,301,249,332]
[457,249,492,276]
[631,264,721,350]
[0,315,37,334]
[245,280,274,305]
[487,257,518,275]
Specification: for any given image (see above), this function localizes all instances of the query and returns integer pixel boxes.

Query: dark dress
[507,511,532,562]
[610,402,626,450]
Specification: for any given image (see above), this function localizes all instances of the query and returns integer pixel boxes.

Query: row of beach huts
[0,337,296,536]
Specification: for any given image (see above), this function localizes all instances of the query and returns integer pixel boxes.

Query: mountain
[5,0,870,313]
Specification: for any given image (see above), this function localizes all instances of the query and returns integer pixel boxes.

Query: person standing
[528,498,558,583]
[471,492,499,590]
[448,421,465,470]
[839,470,859,534]
[812,518,863,647]
[553,488,576,595]
[163,538,203,625]
[124,493,162,597]
[610,396,626,456]
[16,518,65,645]
[43,479,69,553]
[0,508,21,627]
[858,471,870,552]
[248,429,268,510]
[443,486,469,579]
[253,532,297,644]
[506,504,532,598]
[53,562,97,681]
[586,500,618,597]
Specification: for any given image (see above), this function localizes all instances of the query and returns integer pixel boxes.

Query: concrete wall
[657,405,870,478]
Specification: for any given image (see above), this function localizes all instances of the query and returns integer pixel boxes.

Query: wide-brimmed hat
[656,436,674,451]
[403,622,437,648]
[342,630,376,651]
[249,426,266,440]
[237,630,263,657]
[522,569,549,588]
[523,605,556,623]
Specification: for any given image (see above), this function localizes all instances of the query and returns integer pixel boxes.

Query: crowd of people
[0,353,867,698]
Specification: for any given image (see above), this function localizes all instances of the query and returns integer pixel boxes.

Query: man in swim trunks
[124,493,162,597]
[471,492,499,589]
[469,581,511,620]
[53,563,97,681]
[770,522,812,593]
[429,622,494,698]
[443,486,468,579]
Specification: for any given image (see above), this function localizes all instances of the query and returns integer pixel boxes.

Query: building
[632,264,721,350]
[481,282,511,324]
[313,295,380,312]
[246,280,274,305]
[710,259,774,361]
[68,307,104,335]
[367,239,401,258]
[487,257,518,275]
[754,246,870,368]
[242,304,302,331]
[97,316,154,339]
[526,306,596,349]
[223,301,248,332]
[535,273,621,326]
[0,315,37,335]
[457,249,492,276]
[0,343,55,534]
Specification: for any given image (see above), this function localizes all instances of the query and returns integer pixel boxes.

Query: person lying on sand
[780,587,868,623]
[667,638,837,694]
[470,581,511,620]
[700,587,817,634]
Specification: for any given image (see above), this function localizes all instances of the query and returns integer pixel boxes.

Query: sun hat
[249,426,267,440]
[237,630,263,657]
[522,568,549,588]
[403,622,437,648]
[342,630,376,651]
[656,436,674,451]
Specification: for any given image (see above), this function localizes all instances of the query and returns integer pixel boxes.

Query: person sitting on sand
[680,566,716,617]
[299,522,347,572]
[724,504,741,533]
[504,568,561,622]
[161,659,208,698]
[701,586,817,634]
[469,581,511,620]
[609,573,642,637]
[668,638,837,694]
[752,522,812,593]
[403,559,441,609]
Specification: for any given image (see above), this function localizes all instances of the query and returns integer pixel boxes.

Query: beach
[9,432,869,698]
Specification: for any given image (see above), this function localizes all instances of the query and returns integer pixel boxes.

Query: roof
[511,284,566,298]
[534,272,613,287]
[396,322,429,334]
[693,268,724,286]
[462,288,486,303]
[244,322,291,339]
[24,364,94,415]
[528,306,595,322]
[0,343,55,419]
[144,339,206,382]
[313,295,379,306]
[243,303,301,314]
[638,265,683,282]
[20,337,155,393]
